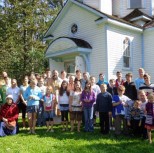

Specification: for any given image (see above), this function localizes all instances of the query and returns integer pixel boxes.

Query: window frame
[127,0,146,9]
[122,37,131,69]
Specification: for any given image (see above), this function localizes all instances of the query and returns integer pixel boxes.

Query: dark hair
[76,69,81,74]
[84,81,92,91]
[61,70,66,74]
[59,80,70,96]
[22,75,29,82]
[125,73,132,77]
[74,81,82,92]
[46,68,50,72]
[116,71,121,74]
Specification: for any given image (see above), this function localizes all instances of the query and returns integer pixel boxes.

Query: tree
[0,0,60,80]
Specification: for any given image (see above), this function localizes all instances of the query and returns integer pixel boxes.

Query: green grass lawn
[0,124,154,153]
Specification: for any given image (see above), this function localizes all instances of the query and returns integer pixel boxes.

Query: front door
[75,56,86,73]
[64,61,75,74]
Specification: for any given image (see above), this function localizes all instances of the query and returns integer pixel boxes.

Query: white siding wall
[107,25,142,81]
[83,0,100,9]
[112,0,121,17]
[144,28,154,82]
[152,0,154,15]
[113,0,152,18]
[52,4,107,80]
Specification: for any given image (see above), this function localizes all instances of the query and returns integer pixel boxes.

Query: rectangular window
[123,56,130,68]
[123,38,131,68]
[129,0,142,9]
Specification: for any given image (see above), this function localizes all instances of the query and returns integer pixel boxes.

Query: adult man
[123,73,137,100]
[6,79,20,104]
[135,68,145,90]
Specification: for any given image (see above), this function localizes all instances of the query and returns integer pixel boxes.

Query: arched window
[123,37,131,68]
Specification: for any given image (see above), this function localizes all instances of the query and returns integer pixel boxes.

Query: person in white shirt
[6,79,20,104]
[61,70,69,82]
[138,90,148,139]
[59,80,70,131]
[90,76,101,125]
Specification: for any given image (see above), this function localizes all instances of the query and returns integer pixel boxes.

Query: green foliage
[0,0,60,80]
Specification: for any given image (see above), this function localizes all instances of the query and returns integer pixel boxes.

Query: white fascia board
[43,36,54,41]
[95,17,108,25]
[96,18,143,32]
[130,15,152,22]
[107,18,143,32]
[44,0,72,38]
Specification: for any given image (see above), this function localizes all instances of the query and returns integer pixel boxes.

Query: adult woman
[139,73,154,95]
[19,76,29,129]
[24,79,42,134]
[0,95,19,137]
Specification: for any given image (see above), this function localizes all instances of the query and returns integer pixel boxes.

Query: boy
[96,84,112,134]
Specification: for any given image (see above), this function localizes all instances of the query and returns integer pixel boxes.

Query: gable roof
[144,20,154,29]
[44,0,143,38]
[123,9,152,21]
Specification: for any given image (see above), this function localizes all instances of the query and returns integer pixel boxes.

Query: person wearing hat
[0,95,19,136]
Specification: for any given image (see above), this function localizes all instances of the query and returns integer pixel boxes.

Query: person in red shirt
[0,95,19,136]
[115,71,125,88]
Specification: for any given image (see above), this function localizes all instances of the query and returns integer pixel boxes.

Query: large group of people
[0,68,154,144]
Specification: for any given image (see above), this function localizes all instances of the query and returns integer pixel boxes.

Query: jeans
[83,107,94,132]
[37,102,45,126]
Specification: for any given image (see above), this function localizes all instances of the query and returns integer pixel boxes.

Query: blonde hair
[46,86,53,93]
[118,85,125,91]
[147,93,154,101]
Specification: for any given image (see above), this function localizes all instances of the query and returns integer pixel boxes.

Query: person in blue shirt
[96,73,108,87]
[135,68,145,90]
[24,79,42,134]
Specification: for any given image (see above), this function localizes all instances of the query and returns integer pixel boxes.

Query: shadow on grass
[18,125,142,142]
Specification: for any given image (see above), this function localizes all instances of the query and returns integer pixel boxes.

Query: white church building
[44,0,154,81]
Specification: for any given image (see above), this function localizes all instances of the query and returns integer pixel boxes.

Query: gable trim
[96,18,143,32]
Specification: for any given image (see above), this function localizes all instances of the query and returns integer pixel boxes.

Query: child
[67,75,75,92]
[115,71,125,88]
[107,79,117,130]
[81,81,95,132]
[43,86,56,132]
[69,81,82,132]
[59,80,70,131]
[107,79,117,96]
[138,90,148,139]
[90,76,101,125]
[127,100,143,137]
[96,84,112,134]
[145,94,154,144]
[112,85,133,136]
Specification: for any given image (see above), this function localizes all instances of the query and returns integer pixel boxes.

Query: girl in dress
[69,81,82,132]
[43,86,56,132]
[145,94,154,143]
